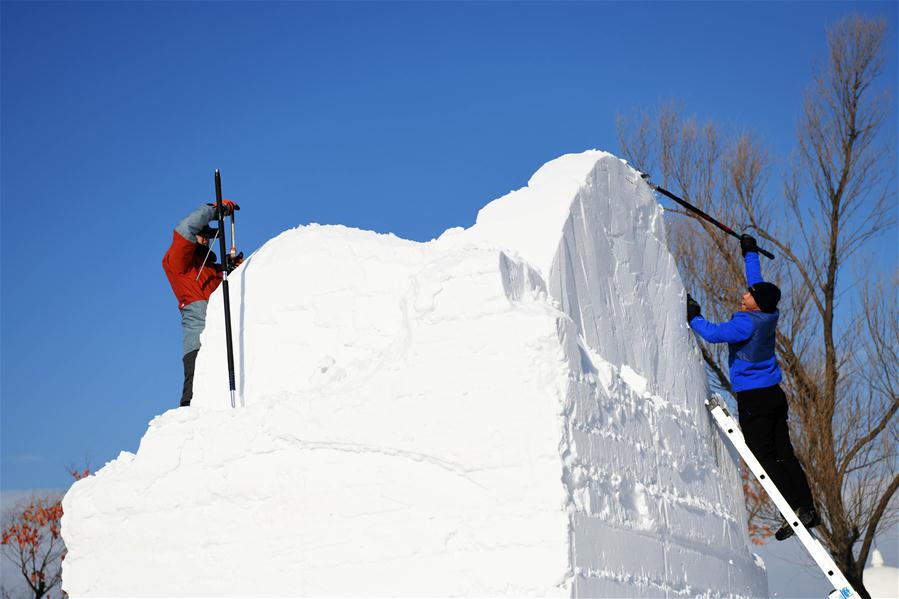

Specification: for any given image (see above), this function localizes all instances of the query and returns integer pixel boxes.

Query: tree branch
[858,474,899,573]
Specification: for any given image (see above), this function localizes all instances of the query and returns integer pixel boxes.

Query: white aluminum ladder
[705,394,859,599]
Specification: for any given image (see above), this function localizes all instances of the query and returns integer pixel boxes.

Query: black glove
[686,294,702,323]
[226,251,244,273]
[740,233,758,256]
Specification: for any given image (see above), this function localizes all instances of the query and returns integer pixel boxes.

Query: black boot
[798,506,821,528]
[774,518,793,541]
[775,506,820,541]
[180,349,199,407]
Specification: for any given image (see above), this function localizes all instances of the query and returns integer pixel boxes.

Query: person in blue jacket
[687,234,819,541]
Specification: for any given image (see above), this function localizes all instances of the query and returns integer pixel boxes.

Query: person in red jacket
[162,201,239,406]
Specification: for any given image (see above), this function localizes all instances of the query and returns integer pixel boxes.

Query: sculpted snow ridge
[538,156,763,595]
[446,152,763,593]
[61,151,765,597]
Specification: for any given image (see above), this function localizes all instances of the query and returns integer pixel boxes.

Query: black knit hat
[198,225,220,240]
[749,282,781,313]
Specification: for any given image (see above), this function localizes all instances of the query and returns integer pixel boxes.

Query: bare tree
[618,15,896,599]
[1,494,65,599]
[1,468,90,599]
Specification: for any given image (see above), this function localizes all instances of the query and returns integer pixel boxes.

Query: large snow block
[62,151,767,597]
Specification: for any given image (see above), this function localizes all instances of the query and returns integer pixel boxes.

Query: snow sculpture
[62,151,766,596]
[864,548,899,599]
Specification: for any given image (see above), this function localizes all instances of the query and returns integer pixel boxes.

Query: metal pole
[215,170,237,408]
[641,174,776,260]
[230,209,237,259]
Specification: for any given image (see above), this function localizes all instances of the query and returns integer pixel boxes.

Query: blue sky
[1,0,895,537]
[1,2,897,595]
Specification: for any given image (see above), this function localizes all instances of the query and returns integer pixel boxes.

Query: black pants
[736,384,814,510]
[181,349,199,407]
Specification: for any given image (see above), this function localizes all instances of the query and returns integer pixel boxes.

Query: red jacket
[162,230,223,310]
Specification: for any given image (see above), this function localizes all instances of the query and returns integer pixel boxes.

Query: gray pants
[181,300,208,355]
[179,301,208,407]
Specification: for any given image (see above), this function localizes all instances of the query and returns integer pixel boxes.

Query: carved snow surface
[62,151,766,597]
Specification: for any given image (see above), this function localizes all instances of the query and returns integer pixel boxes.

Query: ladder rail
[705,395,858,599]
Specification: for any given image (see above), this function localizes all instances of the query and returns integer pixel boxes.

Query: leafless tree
[618,15,896,599]
[1,493,65,599]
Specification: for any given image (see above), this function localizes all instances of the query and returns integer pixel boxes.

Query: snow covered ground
[62,151,766,596]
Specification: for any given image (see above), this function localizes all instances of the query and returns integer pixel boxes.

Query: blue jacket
[689,252,782,392]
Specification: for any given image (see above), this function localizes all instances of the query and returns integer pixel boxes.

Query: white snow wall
[62,151,766,597]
